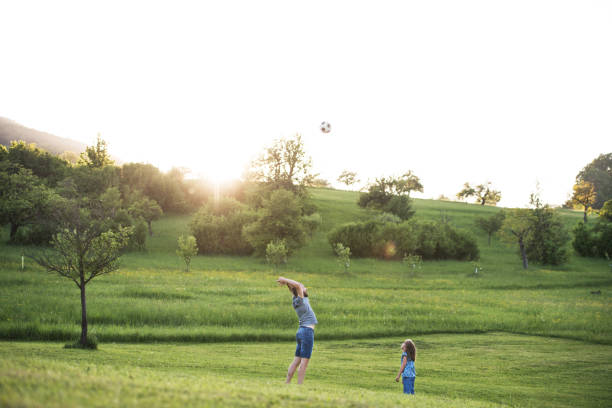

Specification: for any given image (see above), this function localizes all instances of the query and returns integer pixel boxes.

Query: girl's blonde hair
[403,339,416,361]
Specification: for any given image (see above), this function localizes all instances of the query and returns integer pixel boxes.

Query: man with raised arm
[276,276,318,384]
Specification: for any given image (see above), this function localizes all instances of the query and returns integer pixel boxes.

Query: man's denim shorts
[295,326,314,358]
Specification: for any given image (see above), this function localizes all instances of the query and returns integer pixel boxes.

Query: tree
[68,164,120,198]
[576,153,612,210]
[337,170,360,188]
[176,235,198,272]
[475,211,505,246]
[309,178,331,188]
[571,181,597,222]
[246,134,315,194]
[129,196,163,236]
[525,192,570,265]
[457,182,501,206]
[600,200,612,222]
[572,199,612,259]
[499,209,536,269]
[29,201,132,348]
[266,239,288,272]
[79,134,114,168]
[0,163,58,241]
[243,189,308,255]
[358,172,423,220]
[189,198,256,255]
[59,151,80,165]
[5,141,70,186]
[334,242,351,273]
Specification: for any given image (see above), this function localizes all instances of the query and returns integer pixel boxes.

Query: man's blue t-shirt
[401,351,416,377]
[292,296,318,326]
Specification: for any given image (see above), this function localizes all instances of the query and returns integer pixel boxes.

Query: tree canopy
[246,134,314,194]
[576,153,612,210]
[358,172,423,220]
[457,182,501,206]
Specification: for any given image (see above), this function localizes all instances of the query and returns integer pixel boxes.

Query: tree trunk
[148,220,153,236]
[487,233,492,246]
[80,282,88,345]
[519,238,528,269]
[583,209,588,223]
[9,223,18,240]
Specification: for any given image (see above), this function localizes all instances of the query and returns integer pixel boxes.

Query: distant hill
[0,117,87,155]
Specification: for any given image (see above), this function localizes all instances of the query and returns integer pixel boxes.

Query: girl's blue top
[401,352,416,377]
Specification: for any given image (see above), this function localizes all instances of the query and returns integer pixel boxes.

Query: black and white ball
[320,121,331,133]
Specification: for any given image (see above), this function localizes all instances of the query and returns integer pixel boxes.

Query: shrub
[329,219,479,261]
[190,198,256,255]
[573,220,612,258]
[176,235,198,272]
[402,253,423,276]
[130,218,147,251]
[334,243,351,273]
[265,240,288,271]
[327,221,382,257]
[243,189,308,255]
[524,194,570,265]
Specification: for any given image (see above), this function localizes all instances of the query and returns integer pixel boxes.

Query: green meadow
[1,188,611,407]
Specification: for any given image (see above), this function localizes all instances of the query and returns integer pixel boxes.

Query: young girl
[395,339,416,394]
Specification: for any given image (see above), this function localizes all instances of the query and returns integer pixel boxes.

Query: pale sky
[1,0,610,207]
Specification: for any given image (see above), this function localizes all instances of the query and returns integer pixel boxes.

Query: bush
[243,189,309,255]
[382,195,415,220]
[329,219,479,261]
[176,235,198,272]
[334,242,351,273]
[129,218,147,251]
[573,220,612,258]
[525,205,570,265]
[327,221,382,257]
[190,198,256,255]
[265,240,288,271]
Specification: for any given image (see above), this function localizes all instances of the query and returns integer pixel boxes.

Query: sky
[1,0,610,207]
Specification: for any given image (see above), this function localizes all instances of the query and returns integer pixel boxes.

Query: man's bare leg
[286,357,302,383]
[297,358,310,384]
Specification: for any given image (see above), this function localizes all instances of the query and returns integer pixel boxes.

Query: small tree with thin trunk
[266,239,288,272]
[499,208,535,269]
[176,235,198,272]
[475,211,505,246]
[129,196,163,236]
[30,201,132,348]
[334,242,351,273]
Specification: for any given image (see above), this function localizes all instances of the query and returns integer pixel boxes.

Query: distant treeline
[0,138,230,246]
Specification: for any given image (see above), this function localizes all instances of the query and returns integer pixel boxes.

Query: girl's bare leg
[286,357,302,383]
[297,358,310,384]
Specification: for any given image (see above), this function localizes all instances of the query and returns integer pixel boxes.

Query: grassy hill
[1,188,611,407]
[0,116,86,155]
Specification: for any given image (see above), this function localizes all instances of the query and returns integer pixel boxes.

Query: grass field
[1,188,611,407]
[2,333,611,407]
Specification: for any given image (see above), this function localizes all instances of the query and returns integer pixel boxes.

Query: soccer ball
[320,121,331,133]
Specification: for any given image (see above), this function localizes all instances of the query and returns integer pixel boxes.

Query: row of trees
[0,137,219,347]
[0,138,216,246]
